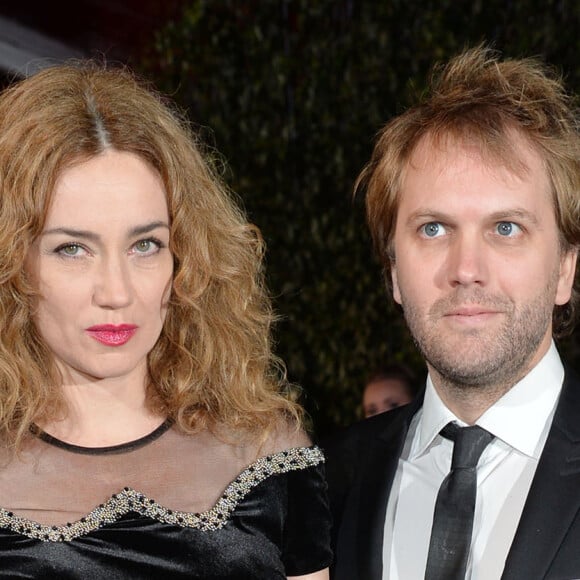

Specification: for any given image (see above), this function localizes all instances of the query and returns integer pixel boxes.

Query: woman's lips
[86,324,138,346]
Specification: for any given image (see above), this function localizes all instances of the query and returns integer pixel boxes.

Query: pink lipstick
[86,324,137,346]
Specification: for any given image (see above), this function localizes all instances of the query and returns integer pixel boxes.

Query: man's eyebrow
[405,208,540,225]
[404,210,449,225]
[41,221,170,240]
[487,209,540,225]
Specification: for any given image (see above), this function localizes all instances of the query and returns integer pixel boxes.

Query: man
[362,363,418,418]
[326,46,580,580]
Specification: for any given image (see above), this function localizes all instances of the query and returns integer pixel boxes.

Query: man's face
[391,134,577,392]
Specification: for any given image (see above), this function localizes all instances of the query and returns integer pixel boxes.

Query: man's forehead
[404,129,540,180]
[394,128,556,228]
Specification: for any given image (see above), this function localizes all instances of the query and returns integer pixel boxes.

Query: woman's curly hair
[0,61,302,450]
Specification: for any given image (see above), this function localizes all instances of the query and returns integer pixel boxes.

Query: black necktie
[424,422,495,580]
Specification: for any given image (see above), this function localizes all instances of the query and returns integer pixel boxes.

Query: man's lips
[445,307,499,316]
[443,307,500,323]
[86,324,138,346]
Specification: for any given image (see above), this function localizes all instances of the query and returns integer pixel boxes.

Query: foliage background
[141,0,580,438]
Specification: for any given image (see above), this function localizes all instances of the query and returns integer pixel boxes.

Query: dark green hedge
[141,0,580,437]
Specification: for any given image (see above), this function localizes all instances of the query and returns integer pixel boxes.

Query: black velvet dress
[0,421,332,578]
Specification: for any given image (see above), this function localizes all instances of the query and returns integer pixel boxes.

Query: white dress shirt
[382,342,564,580]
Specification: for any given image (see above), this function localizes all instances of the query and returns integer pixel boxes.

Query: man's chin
[425,351,511,388]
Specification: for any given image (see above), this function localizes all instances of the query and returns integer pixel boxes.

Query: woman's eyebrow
[128,221,170,237]
[41,227,99,241]
[41,221,170,240]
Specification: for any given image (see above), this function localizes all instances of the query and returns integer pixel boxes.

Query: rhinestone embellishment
[0,445,324,542]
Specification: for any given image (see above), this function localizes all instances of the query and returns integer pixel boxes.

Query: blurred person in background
[362,363,418,418]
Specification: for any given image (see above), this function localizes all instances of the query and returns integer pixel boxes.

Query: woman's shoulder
[237,417,325,479]
[256,415,314,458]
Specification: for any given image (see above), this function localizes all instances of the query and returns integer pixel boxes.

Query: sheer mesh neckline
[0,420,315,530]
[34,419,173,456]
[0,446,324,542]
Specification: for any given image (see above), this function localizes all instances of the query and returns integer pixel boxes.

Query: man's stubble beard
[400,273,559,398]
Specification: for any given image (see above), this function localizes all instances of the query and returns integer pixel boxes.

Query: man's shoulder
[322,400,420,481]
[564,364,580,386]
[328,398,419,449]
[322,401,421,546]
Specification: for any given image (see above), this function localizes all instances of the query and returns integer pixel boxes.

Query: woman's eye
[132,238,161,255]
[56,244,84,257]
[421,222,446,238]
[496,222,522,237]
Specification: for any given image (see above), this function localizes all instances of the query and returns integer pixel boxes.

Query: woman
[0,62,331,578]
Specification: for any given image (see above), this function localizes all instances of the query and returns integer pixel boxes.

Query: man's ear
[391,263,402,305]
[555,248,578,306]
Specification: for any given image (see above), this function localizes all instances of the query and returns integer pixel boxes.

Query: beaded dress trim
[0,445,324,542]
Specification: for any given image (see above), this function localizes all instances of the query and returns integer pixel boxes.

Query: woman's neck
[41,375,165,448]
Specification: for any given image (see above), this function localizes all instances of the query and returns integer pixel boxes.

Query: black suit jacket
[325,370,580,579]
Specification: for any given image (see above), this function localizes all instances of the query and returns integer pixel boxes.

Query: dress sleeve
[282,458,333,576]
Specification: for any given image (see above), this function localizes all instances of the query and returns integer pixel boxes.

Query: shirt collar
[413,342,564,459]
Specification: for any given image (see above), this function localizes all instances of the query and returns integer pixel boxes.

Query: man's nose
[446,232,489,288]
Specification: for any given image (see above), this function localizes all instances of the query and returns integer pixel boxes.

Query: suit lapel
[502,369,580,579]
[355,397,422,579]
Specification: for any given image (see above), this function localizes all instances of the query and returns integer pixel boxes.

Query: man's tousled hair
[357,45,580,336]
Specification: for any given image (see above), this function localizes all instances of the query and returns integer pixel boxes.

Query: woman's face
[25,150,173,387]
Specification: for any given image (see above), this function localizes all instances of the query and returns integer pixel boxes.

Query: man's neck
[430,378,512,424]
[427,341,555,424]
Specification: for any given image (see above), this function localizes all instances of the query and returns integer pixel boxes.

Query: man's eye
[496,222,521,237]
[421,222,446,238]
